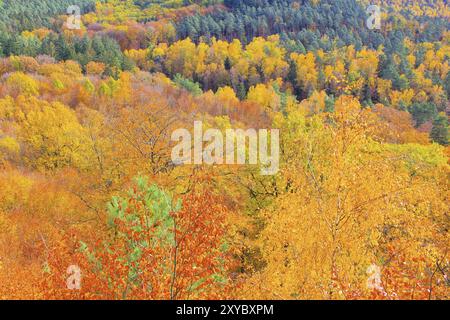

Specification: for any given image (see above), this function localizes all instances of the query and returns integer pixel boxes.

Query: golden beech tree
[6,72,40,97]
[12,97,94,171]
[247,83,281,112]
[165,38,199,79]
[291,52,318,97]
[245,36,289,82]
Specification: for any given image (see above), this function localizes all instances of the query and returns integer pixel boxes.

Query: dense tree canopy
[0,0,448,300]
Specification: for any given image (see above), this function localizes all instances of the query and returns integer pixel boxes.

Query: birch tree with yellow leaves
[241,96,449,299]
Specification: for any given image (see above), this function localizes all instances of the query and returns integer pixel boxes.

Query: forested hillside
[177,0,447,48]
[0,0,96,32]
[0,0,448,300]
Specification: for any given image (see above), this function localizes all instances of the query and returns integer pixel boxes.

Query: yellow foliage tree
[6,72,39,97]
[240,97,449,300]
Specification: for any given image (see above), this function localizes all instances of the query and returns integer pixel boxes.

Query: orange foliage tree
[41,176,234,300]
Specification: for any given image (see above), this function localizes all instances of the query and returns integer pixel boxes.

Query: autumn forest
[0,0,449,300]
